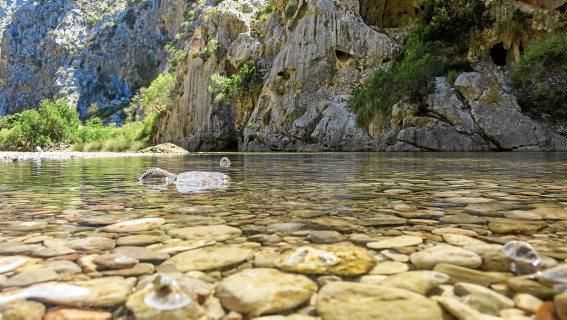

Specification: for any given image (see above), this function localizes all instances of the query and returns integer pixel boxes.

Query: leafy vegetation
[0,72,169,151]
[209,62,262,105]
[200,39,220,58]
[512,31,567,124]
[353,0,493,127]
[256,2,275,20]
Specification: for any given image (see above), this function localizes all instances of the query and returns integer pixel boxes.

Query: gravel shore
[0,151,182,162]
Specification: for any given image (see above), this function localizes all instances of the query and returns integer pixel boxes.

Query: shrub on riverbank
[353,0,492,128]
[512,31,567,126]
[0,100,157,151]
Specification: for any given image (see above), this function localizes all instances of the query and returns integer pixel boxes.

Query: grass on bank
[0,69,173,151]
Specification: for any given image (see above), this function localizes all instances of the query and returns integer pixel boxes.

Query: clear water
[0,152,566,245]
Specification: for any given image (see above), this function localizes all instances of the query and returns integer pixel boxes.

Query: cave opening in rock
[490,42,508,66]
[335,50,353,64]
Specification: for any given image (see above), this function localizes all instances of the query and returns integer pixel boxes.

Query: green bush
[200,39,219,58]
[353,0,491,127]
[512,31,567,123]
[353,46,445,126]
[0,97,160,151]
[0,99,81,150]
[209,62,262,104]
[256,3,275,20]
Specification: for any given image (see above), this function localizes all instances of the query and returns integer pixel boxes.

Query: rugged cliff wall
[156,0,566,151]
[0,0,188,118]
[1,0,566,151]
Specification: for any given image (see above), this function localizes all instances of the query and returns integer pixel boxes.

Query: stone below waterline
[3,269,59,287]
[216,268,317,317]
[112,246,169,263]
[514,293,543,314]
[6,221,47,232]
[488,219,546,234]
[93,254,139,270]
[66,277,135,307]
[379,271,451,295]
[0,256,29,274]
[369,261,409,275]
[167,225,242,241]
[555,292,567,320]
[116,235,162,246]
[0,243,42,255]
[434,263,511,287]
[454,282,515,313]
[0,300,46,320]
[410,245,482,269]
[316,282,444,320]
[102,218,165,233]
[43,307,112,320]
[161,245,253,272]
[306,230,345,244]
[67,237,116,252]
[359,215,407,227]
[367,235,423,249]
[275,245,376,276]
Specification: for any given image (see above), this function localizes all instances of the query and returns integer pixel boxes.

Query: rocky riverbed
[0,153,565,319]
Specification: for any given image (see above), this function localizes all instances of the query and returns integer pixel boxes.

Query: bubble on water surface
[219,157,231,168]
[144,274,192,311]
[501,241,543,275]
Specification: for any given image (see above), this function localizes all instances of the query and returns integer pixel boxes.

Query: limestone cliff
[1,0,566,151]
[0,0,189,118]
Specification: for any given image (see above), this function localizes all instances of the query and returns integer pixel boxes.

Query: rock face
[1,0,565,151]
[156,0,399,151]
[381,74,567,151]
[0,0,189,117]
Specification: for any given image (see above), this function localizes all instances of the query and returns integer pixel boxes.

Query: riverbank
[0,151,187,163]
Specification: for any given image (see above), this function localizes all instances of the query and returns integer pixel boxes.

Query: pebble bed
[0,153,565,320]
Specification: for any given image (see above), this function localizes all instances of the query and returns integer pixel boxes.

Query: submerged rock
[316,282,444,320]
[410,245,482,269]
[275,245,375,276]
[102,218,166,233]
[216,268,317,316]
[161,245,252,272]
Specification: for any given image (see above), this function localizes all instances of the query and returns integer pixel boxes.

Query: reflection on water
[0,153,566,223]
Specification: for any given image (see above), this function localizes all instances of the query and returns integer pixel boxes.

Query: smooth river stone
[275,245,376,276]
[161,245,253,272]
[147,239,215,255]
[93,253,139,270]
[116,235,162,246]
[367,235,423,249]
[488,219,546,234]
[44,308,112,320]
[4,269,60,287]
[410,245,482,269]
[216,268,317,317]
[0,242,43,255]
[306,230,346,244]
[454,282,514,311]
[442,234,486,247]
[66,277,135,307]
[113,246,169,263]
[369,261,409,275]
[101,263,155,277]
[316,282,444,320]
[67,237,116,252]
[433,263,511,287]
[167,225,241,241]
[359,215,408,227]
[379,271,451,295]
[78,215,126,227]
[31,246,76,258]
[555,292,567,320]
[0,256,29,274]
[6,221,48,231]
[444,197,494,204]
[102,218,165,233]
[1,300,46,320]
